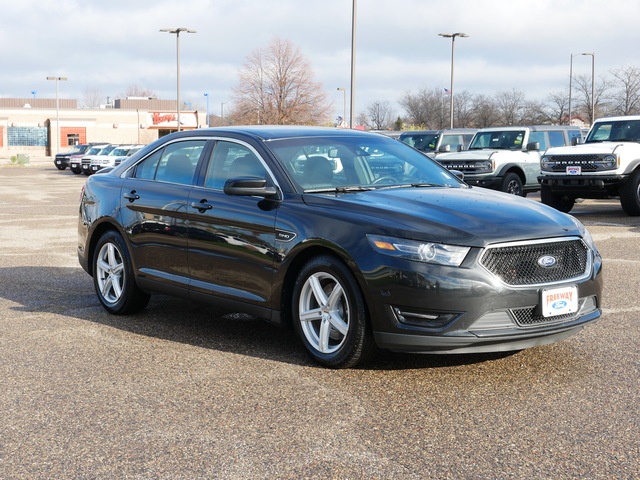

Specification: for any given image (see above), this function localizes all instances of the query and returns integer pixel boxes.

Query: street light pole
[204,93,210,127]
[568,52,595,126]
[337,87,347,127]
[46,76,67,155]
[160,27,196,132]
[438,32,468,129]
[350,0,357,129]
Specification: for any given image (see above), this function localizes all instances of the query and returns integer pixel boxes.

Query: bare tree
[546,90,570,125]
[366,100,394,130]
[116,85,157,99]
[609,65,640,116]
[230,37,330,125]
[82,86,104,108]
[399,88,447,129]
[495,89,526,125]
[453,90,474,128]
[573,74,611,124]
[471,94,500,128]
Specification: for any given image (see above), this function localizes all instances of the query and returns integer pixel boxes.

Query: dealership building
[0,97,206,158]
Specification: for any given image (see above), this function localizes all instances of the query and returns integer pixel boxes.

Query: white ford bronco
[538,115,640,215]
[437,125,583,196]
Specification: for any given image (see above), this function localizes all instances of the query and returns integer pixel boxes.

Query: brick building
[0,97,205,157]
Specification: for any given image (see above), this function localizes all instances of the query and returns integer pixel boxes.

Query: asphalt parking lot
[1,161,638,480]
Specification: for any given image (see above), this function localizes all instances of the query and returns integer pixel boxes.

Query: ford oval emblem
[538,255,557,268]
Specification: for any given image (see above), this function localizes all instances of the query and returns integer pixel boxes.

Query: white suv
[539,115,640,215]
[437,126,583,196]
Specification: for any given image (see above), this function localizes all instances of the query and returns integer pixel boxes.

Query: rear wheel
[620,169,640,216]
[540,184,575,213]
[93,231,149,315]
[292,255,374,368]
[501,172,524,196]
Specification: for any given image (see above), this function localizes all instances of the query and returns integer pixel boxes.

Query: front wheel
[620,169,640,216]
[292,255,374,368]
[501,172,524,196]
[540,184,575,213]
[93,230,149,315]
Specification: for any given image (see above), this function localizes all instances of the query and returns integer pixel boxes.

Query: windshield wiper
[375,183,443,190]
[304,186,374,194]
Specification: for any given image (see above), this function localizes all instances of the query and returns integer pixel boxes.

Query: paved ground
[0,162,638,479]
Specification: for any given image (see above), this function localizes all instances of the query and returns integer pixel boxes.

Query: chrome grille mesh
[480,239,589,286]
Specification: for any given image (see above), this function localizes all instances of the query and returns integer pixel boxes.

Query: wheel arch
[277,240,368,327]
[85,218,131,277]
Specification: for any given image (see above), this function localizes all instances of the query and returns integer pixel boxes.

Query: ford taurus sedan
[78,126,603,368]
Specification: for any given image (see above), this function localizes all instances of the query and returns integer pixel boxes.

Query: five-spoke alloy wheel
[292,255,373,368]
[93,231,149,315]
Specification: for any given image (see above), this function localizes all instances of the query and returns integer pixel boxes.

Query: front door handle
[124,190,140,202]
[190,199,213,213]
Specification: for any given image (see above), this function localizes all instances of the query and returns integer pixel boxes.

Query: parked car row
[55,143,145,176]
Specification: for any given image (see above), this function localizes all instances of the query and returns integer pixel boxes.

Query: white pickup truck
[437,125,583,196]
[538,115,640,215]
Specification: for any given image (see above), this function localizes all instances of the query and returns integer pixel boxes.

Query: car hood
[437,150,524,162]
[545,141,640,155]
[302,186,579,247]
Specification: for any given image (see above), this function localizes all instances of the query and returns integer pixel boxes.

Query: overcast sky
[1,0,639,121]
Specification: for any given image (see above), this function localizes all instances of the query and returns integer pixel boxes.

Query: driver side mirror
[438,144,451,153]
[526,141,540,151]
[224,177,278,198]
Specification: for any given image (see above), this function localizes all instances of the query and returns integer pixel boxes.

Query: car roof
[170,125,384,142]
[476,125,580,132]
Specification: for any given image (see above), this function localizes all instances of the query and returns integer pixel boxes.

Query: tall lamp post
[350,0,357,129]
[160,27,196,132]
[46,76,67,154]
[438,32,468,129]
[204,93,210,127]
[337,87,347,127]
[221,102,226,124]
[568,52,595,126]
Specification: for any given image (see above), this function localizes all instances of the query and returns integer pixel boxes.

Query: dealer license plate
[566,166,581,175]
[541,286,578,317]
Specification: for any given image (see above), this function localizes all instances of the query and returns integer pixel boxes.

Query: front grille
[480,238,590,286]
[510,299,585,326]
[545,154,611,172]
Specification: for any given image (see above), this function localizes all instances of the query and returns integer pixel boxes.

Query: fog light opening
[393,307,458,329]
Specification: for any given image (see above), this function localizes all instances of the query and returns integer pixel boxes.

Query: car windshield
[266,135,463,192]
[86,146,105,155]
[468,130,526,150]
[586,119,640,143]
[68,144,88,154]
[399,133,440,152]
[109,148,129,156]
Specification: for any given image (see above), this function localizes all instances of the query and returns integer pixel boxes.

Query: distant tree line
[362,65,640,131]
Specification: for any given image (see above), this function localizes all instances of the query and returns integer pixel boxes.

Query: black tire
[70,166,82,175]
[501,172,524,196]
[93,230,150,315]
[540,184,575,213]
[292,255,374,368]
[55,164,66,171]
[620,169,640,216]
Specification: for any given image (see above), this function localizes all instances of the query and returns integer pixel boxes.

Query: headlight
[569,215,597,252]
[541,155,552,169]
[477,160,493,173]
[368,235,470,267]
[602,155,617,169]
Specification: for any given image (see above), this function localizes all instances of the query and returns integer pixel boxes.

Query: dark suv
[54,143,99,170]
